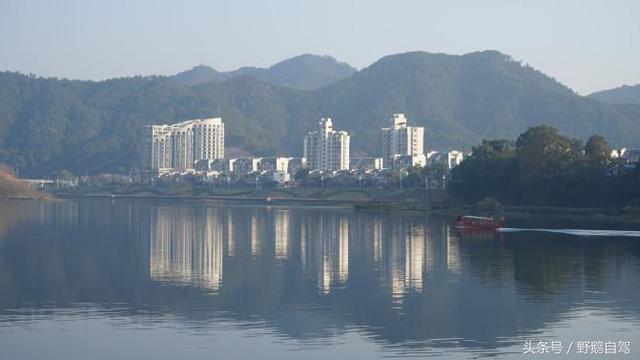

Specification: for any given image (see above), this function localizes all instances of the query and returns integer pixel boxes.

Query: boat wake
[497,228,640,237]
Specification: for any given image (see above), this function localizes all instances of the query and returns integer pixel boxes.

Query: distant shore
[54,186,433,209]
[47,186,640,224]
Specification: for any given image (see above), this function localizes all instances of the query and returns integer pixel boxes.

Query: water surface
[1,199,639,359]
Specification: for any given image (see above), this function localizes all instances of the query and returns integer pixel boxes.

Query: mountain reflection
[1,199,640,354]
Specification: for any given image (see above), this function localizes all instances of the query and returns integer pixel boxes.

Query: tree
[516,126,581,178]
[449,139,516,202]
[293,168,309,184]
[450,127,624,206]
[403,171,422,188]
[471,139,515,161]
[584,135,611,164]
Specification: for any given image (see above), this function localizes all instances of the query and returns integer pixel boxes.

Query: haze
[1,0,638,94]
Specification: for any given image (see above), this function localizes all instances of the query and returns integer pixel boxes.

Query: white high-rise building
[304,118,350,171]
[143,117,224,172]
[381,114,424,168]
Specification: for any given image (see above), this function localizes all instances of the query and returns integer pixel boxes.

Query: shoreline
[55,191,358,208]
[40,189,640,224]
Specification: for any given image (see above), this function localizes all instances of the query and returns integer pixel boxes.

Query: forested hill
[589,84,640,105]
[1,50,639,177]
[171,54,357,90]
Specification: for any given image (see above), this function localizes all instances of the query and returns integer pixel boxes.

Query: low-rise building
[623,147,640,163]
[393,154,427,168]
[256,157,292,173]
[427,150,464,169]
[271,171,291,185]
[350,157,384,171]
[287,157,307,176]
[229,158,256,173]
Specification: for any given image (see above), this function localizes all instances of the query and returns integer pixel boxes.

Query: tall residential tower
[143,117,224,172]
[381,113,425,168]
[304,118,350,171]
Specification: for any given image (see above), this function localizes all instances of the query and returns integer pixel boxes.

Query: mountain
[589,84,640,104]
[1,50,639,177]
[314,51,640,153]
[171,54,357,90]
[171,65,223,85]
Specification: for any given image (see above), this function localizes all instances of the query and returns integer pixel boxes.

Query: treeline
[449,126,640,207]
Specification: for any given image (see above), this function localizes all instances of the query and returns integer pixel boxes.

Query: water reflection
[1,199,640,359]
[274,210,291,260]
[149,207,223,291]
[305,214,349,294]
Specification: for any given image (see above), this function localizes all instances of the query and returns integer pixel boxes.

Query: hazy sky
[1,0,638,94]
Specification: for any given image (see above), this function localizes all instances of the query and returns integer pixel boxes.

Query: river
[0,199,639,359]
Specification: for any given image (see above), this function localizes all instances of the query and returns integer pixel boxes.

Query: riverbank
[54,186,445,206]
[50,185,640,224]
[0,177,52,200]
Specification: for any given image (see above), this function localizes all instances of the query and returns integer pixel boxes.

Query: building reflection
[274,210,291,260]
[338,217,349,283]
[388,222,405,305]
[149,207,223,291]
[5,200,640,354]
[371,218,430,306]
[250,212,262,257]
[300,213,350,294]
[145,206,465,304]
[424,225,435,274]
[445,226,461,274]
[405,224,425,292]
[226,210,235,257]
[300,219,307,270]
[372,217,382,264]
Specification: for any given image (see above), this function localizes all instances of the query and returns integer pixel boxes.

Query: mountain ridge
[1,50,639,176]
[171,54,357,90]
[589,84,640,105]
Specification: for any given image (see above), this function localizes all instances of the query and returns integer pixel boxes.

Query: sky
[0,0,638,94]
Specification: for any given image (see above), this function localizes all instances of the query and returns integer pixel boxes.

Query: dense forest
[589,84,640,105]
[1,51,640,177]
[449,126,640,207]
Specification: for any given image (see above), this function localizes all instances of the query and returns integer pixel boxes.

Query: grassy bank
[0,167,52,200]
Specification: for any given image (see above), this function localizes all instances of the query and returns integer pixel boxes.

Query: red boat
[455,215,505,230]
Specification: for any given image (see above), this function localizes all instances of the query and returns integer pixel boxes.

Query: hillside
[171,54,357,90]
[171,65,223,85]
[315,51,640,153]
[589,84,640,105]
[0,50,639,177]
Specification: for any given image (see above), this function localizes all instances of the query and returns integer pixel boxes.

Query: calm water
[1,199,639,359]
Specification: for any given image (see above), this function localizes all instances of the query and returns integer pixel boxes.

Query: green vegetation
[171,54,356,89]
[1,51,640,177]
[589,84,640,105]
[450,126,640,207]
